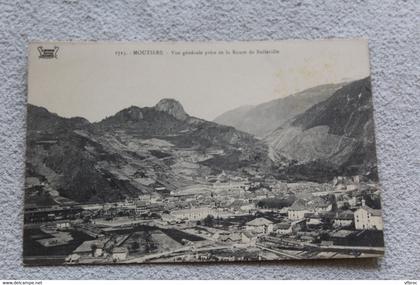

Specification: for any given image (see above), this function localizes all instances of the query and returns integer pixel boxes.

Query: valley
[24,77,383,264]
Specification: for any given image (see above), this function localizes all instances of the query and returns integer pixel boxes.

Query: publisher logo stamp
[37,46,59,59]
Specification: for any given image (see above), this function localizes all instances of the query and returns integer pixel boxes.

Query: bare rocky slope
[214,82,345,137]
[266,77,378,181]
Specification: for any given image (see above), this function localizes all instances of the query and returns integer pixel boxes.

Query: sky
[28,39,370,122]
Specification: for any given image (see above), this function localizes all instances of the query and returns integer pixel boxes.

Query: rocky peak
[125,106,144,121]
[114,106,144,122]
[98,106,144,126]
[154,98,188,121]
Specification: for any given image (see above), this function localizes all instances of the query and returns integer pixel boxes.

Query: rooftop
[246,217,273,226]
[289,202,308,211]
[112,246,129,254]
[358,206,382,216]
[242,231,254,238]
[336,211,354,220]
[276,222,292,229]
[73,239,106,253]
[331,230,356,238]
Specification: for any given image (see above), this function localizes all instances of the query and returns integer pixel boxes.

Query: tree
[143,232,157,253]
[203,214,215,227]
[256,198,294,209]
[362,192,381,209]
[327,194,338,211]
[90,244,97,256]
[340,202,350,211]
[132,241,140,251]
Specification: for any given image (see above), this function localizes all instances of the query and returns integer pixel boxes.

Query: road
[256,244,301,259]
[121,244,233,263]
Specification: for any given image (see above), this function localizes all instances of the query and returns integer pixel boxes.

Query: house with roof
[288,200,313,220]
[228,200,245,212]
[241,231,257,245]
[73,239,107,257]
[218,231,242,243]
[354,206,383,230]
[112,246,129,261]
[308,197,333,214]
[330,230,356,246]
[305,213,323,227]
[296,230,319,243]
[65,253,81,264]
[172,207,221,221]
[161,213,177,224]
[275,222,293,235]
[56,221,71,229]
[333,211,354,228]
[348,196,358,207]
[245,217,274,234]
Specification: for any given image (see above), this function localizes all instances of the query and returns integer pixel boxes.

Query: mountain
[26,104,90,133]
[266,77,378,181]
[26,105,137,203]
[25,99,270,204]
[214,83,345,137]
[154,98,188,121]
[25,80,379,204]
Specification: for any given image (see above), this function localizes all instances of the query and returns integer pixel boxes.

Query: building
[171,207,228,221]
[333,176,345,186]
[297,231,318,243]
[219,232,241,243]
[288,197,332,220]
[333,211,354,228]
[288,200,313,220]
[65,253,81,264]
[240,203,255,212]
[73,239,106,257]
[291,219,306,233]
[349,196,358,207]
[134,201,149,216]
[352,175,361,184]
[276,219,306,235]
[275,222,293,235]
[161,214,177,224]
[305,213,323,227]
[207,147,224,155]
[138,194,151,202]
[154,186,166,191]
[354,206,383,230]
[213,181,247,191]
[288,208,312,220]
[112,246,129,261]
[56,221,71,229]
[228,200,245,212]
[245,217,274,234]
[150,193,161,203]
[330,230,356,246]
[148,203,164,213]
[241,231,257,245]
[308,198,333,214]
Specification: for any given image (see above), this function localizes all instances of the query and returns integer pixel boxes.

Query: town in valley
[24,78,384,264]
[24,170,383,264]
[25,41,384,265]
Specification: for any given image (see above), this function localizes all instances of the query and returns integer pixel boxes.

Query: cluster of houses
[172,193,383,250]
[66,235,131,264]
[157,175,384,249]
[57,174,383,263]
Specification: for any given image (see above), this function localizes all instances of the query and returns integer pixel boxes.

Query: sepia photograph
[24,40,384,265]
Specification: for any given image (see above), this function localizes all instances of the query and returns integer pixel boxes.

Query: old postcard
[24,40,384,265]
